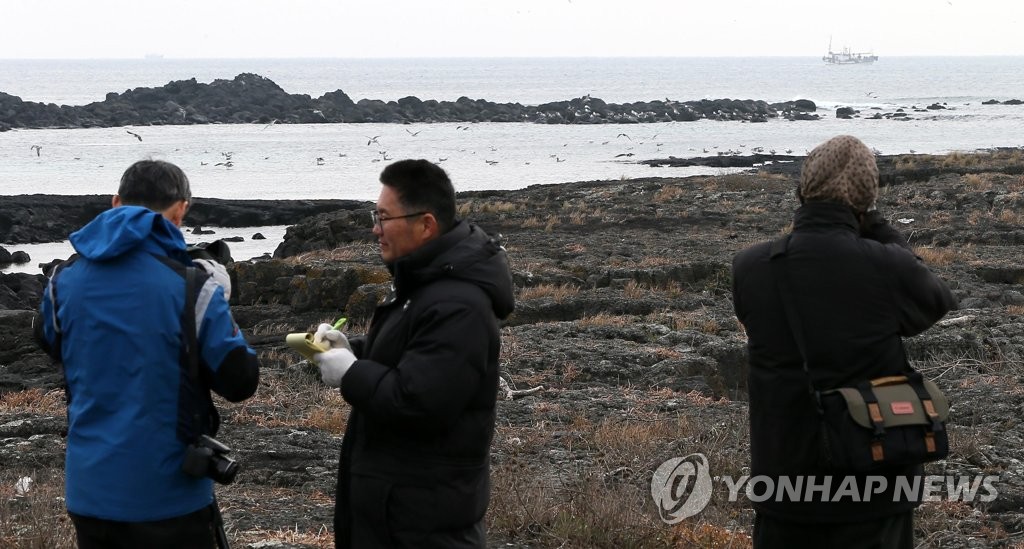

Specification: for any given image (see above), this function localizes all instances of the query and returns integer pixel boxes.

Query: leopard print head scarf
[799,135,879,212]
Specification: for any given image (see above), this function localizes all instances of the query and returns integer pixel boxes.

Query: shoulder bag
[769,235,950,472]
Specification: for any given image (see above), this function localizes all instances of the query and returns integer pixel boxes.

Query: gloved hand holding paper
[313,322,352,351]
[285,318,348,360]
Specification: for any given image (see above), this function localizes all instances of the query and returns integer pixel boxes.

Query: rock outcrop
[0,73,819,129]
[0,194,361,244]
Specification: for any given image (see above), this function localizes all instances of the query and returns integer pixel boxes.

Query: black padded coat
[732,202,957,523]
[334,221,515,548]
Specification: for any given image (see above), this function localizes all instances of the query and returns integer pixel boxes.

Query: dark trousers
[754,511,913,549]
[70,505,217,549]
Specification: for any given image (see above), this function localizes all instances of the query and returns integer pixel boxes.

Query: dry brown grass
[577,312,631,328]
[963,173,990,189]
[895,155,919,170]
[221,353,349,433]
[487,390,752,549]
[654,185,685,203]
[283,243,379,264]
[1006,304,1024,316]
[592,416,692,452]
[0,470,75,548]
[0,389,64,416]
[459,200,523,216]
[521,216,547,228]
[914,247,959,266]
[234,526,332,548]
[607,256,678,269]
[670,522,752,549]
[518,283,581,302]
[225,486,335,548]
[621,280,686,300]
[648,310,722,335]
[996,208,1024,225]
[941,152,981,168]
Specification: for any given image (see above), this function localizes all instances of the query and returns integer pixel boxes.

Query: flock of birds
[26,125,804,169]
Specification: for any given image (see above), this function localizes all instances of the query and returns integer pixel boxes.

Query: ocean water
[3,56,1024,271]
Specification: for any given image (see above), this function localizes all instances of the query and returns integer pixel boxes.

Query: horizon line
[3,53,1024,62]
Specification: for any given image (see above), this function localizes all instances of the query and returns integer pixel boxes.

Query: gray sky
[3,0,1021,58]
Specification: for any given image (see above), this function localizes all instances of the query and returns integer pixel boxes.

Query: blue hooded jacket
[39,206,254,521]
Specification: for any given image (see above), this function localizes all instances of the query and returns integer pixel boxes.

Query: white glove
[313,348,356,387]
[313,323,352,351]
[194,258,231,300]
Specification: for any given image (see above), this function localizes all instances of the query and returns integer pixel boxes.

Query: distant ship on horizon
[822,38,877,65]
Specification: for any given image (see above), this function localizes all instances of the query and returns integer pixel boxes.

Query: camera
[182,435,240,485]
[186,239,233,265]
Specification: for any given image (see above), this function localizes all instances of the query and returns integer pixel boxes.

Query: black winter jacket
[732,202,957,523]
[334,221,515,548]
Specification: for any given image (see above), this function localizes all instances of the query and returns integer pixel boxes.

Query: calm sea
[2,57,1023,270]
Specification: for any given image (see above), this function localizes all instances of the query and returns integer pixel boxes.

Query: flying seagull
[126,130,142,142]
[30,145,42,157]
[406,129,421,137]
[367,136,381,146]
[616,133,631,141]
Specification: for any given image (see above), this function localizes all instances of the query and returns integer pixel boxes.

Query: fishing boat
[822,39,877,64]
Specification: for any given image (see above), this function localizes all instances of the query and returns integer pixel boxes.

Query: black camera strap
[183,266,205,440]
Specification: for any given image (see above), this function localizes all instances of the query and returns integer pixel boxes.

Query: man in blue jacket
[36,160,260,548]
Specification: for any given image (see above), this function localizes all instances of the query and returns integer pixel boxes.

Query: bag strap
[768,235,823,414]
[183,265,205,443]
[151,254,218,444]
[905,371,945,434]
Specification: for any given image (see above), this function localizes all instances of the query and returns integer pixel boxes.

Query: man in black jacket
[312,159,515,548]
[732,135,957,548]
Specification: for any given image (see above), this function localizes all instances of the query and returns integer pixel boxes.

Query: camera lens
[211,454,240,485]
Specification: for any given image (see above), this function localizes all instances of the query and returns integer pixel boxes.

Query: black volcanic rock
[0,73,821,128]
[0,195,364,244]
[836,106,857,119]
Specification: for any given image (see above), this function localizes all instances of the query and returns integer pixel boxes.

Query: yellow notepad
[285,332,329,360]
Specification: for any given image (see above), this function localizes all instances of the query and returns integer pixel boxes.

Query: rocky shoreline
[0,73,820,129]
[3,73,1021,132]
[3,148,1024,547]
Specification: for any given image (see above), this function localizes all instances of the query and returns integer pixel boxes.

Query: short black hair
[117,160,192,211]
[379,159,456,232]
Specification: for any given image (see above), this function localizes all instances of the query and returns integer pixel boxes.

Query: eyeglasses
[370,210,428,230]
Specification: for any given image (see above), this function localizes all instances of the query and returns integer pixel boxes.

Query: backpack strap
[152,255,220,443]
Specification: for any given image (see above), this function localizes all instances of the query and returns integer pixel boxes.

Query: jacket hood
[69,206,187,261]
[390,221,515,319]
